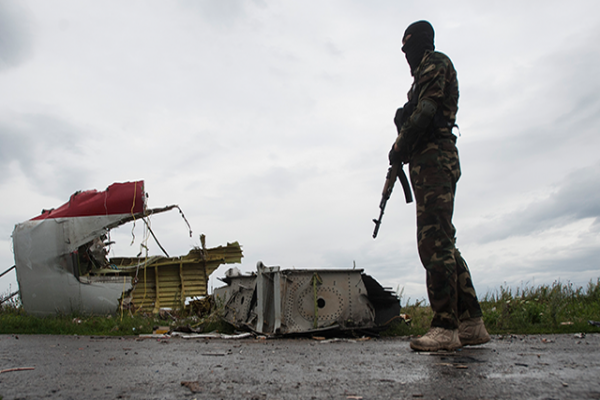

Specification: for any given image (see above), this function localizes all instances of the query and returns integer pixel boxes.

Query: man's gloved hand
[394,107,404,134]
[389,143,402,165]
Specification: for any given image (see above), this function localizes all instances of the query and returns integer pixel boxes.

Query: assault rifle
[372,104,414,239]
[372,161,413,238]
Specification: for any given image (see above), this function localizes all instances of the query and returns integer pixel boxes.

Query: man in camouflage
[390,20,490,351]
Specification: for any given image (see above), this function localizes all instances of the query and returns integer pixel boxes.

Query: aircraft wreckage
[11,181,242,316]
[10,180,400,334]
[214,263,400,335]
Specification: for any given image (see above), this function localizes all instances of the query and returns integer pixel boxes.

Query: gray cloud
[0,1,33,70]
[470,162,600,243]
[177,0,265,28]
[0,113,93,196]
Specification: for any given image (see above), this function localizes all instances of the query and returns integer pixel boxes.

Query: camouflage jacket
[396,50,459,158]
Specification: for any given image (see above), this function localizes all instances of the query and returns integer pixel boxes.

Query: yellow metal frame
[111,242,242,313]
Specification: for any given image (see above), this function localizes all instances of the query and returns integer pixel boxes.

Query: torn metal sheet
[214,262,400,335]
[12,181,242,316]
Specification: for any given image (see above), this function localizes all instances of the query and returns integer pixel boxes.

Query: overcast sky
[1,0,599,306]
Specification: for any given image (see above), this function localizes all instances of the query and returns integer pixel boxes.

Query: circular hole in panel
[317,298,326,309]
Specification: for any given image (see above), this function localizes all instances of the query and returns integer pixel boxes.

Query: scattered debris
[0,367,35,374]
[153,326,170,335]
[399,313,411,324]
[136,334,170,339]
[317,337,371,344]
[573,333,586,339]
[214,262,400,336]
[171,332,253,340]
[137,332,254,340]
[181,380,202,393]
[589,320,600,327]
[12,181,242,316]
[435,362,469,369]
[560,321,574,325]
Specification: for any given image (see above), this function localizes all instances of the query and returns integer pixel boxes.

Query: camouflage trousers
[409,138,483,330]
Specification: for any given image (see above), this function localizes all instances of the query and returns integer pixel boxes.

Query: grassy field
[0,296,232,336]
[384,279,600,336]
[1,279,599,337]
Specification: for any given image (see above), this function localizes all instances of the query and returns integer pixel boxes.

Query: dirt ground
[1,333,599,400]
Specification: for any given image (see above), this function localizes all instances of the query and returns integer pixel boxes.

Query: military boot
[410,327,461,352]
[458,317,491,346]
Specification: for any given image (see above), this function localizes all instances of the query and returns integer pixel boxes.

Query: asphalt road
[1,333,599,400]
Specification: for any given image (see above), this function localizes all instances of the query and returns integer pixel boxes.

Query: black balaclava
[401,20,435,75]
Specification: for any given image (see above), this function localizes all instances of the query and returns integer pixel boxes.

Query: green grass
[0,306,156,336]
[0,295,234,336]
[383,279,600,337]
[480,279,600,334]
[2,279,600,336]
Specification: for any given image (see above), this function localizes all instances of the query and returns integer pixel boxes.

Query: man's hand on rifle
[389,140,409,165]
[388,143,402,165]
